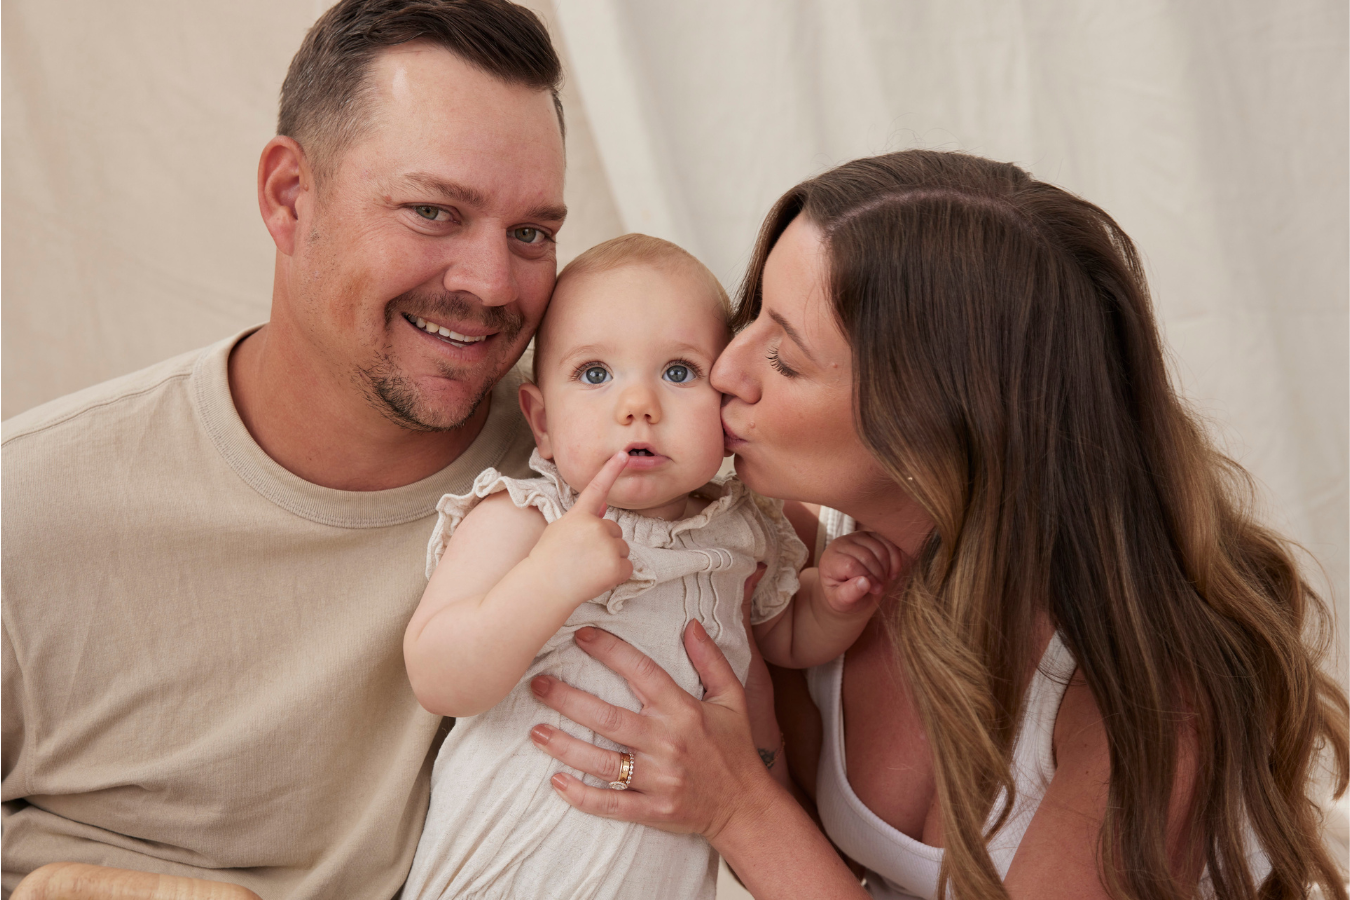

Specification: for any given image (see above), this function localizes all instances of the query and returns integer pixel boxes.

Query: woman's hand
[527,620,868,898]
[527,620,779,842]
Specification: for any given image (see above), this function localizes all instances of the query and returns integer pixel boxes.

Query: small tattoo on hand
[759,747,778,769]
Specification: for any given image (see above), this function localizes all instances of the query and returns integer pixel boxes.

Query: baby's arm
[754,531,904,669]
[404,452,633,717]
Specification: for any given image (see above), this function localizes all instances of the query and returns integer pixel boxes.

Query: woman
[523,151,1348,899]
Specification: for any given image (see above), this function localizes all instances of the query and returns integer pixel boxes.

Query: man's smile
[402,312,494,348]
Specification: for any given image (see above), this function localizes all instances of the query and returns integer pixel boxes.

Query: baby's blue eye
[583,366,610,385]
[664,364,692,383]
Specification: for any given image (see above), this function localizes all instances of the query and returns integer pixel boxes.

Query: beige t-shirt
[0,329,536,899]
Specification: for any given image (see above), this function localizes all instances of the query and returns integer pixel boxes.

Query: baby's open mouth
[628,448,655,457]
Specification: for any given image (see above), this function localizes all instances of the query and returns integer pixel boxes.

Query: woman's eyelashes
[766,346,799,378]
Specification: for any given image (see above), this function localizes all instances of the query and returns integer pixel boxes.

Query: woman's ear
[518,382,553,458]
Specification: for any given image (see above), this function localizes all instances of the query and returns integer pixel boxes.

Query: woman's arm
[1003,676,1202,899]
[528,623,868,899]
[404,452,633,717]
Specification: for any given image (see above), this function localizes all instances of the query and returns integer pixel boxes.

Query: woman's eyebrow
[767,310,818,362]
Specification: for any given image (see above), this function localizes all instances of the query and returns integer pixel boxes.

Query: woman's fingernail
[551,773,568,791]
[531,675,553,696]
[530,725,551,745]
[691,620,710,642]
[576,626,597,643]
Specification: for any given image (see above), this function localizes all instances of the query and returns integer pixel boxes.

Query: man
[1,1,566,896]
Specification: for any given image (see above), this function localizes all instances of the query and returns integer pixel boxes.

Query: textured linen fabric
[402,451,806,900]
[1,329,536,899]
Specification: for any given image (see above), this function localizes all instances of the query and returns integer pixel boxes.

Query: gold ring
[609,751,635,790]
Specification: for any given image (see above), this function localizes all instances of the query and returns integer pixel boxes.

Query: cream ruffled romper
[402,451,806,900]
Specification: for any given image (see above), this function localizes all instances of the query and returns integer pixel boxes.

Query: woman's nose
[615,382,661,425]
[710,330,761,404]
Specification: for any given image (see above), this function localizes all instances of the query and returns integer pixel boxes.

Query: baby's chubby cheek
[548,438,613,494]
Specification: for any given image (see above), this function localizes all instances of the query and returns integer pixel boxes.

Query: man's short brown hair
[279,0,563,179]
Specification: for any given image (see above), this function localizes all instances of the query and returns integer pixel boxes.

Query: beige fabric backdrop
[3,0,1346,878]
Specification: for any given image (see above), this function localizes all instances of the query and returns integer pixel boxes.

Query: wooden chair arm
[12,863,262,900]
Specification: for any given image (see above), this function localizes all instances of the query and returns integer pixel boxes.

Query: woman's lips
[721,417,747,450]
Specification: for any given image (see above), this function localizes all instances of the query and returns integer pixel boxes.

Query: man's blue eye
[664,364,692,383]
[583,366,610,384]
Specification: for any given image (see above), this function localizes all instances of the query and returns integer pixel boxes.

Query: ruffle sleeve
[424,464,568,579]
[746,491,808,624]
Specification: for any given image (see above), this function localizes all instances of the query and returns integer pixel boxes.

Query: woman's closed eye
[766,346,799,378]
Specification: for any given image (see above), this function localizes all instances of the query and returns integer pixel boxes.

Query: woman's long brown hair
[733,151,1348,899]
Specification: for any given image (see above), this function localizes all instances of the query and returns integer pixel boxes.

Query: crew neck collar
[193,328,527,529]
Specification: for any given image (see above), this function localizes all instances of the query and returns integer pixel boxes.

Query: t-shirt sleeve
[746,492,809,625]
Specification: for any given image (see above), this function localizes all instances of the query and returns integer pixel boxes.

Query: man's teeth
[412,315,487,343]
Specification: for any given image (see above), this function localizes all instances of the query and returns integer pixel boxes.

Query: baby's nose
[615,382,661,424]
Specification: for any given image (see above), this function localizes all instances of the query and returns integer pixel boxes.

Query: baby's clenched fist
[818,530,905,615]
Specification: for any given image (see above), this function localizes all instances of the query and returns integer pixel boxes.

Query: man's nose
[441,227,515,307]
[615,381,661,425]
[710,330,761,404]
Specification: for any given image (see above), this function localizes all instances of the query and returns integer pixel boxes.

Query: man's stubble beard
[357,291,526,433]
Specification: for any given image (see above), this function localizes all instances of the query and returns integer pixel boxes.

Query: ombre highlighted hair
[735,150,1347,900]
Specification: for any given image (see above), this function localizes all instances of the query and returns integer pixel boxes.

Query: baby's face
[523,262,729,518]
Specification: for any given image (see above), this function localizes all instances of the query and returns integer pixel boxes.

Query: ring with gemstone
[609,751,635,790]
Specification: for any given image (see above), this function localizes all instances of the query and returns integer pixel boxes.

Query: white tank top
[807,507,1077,899]
[805,634,1075,899]
[806,508,1267,898]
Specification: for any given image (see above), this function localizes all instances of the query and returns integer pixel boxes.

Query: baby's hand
[818,530,905,615]
[526,451,634,605]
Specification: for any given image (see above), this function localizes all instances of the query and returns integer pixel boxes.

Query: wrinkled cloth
[403,450,806,900]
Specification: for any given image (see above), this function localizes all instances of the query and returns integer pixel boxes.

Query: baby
[401,235,902,900]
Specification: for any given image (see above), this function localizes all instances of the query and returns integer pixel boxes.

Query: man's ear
[257,136,313,257]
[518,382,553,459]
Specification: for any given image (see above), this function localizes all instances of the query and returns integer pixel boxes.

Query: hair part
[278,0,564,181]
[532,233,730,382]
[735,150,1348,900]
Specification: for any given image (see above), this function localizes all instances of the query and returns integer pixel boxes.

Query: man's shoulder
[2,344,211,452]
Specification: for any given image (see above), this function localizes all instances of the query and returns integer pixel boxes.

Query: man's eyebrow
[397,173,567,224]
[767,310,818,363]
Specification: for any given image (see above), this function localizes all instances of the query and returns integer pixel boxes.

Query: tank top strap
[983,632,1077,877]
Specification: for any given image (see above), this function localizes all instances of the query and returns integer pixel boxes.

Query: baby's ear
[518,382,553,459]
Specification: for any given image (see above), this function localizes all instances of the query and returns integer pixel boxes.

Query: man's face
[287,43,566,431]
